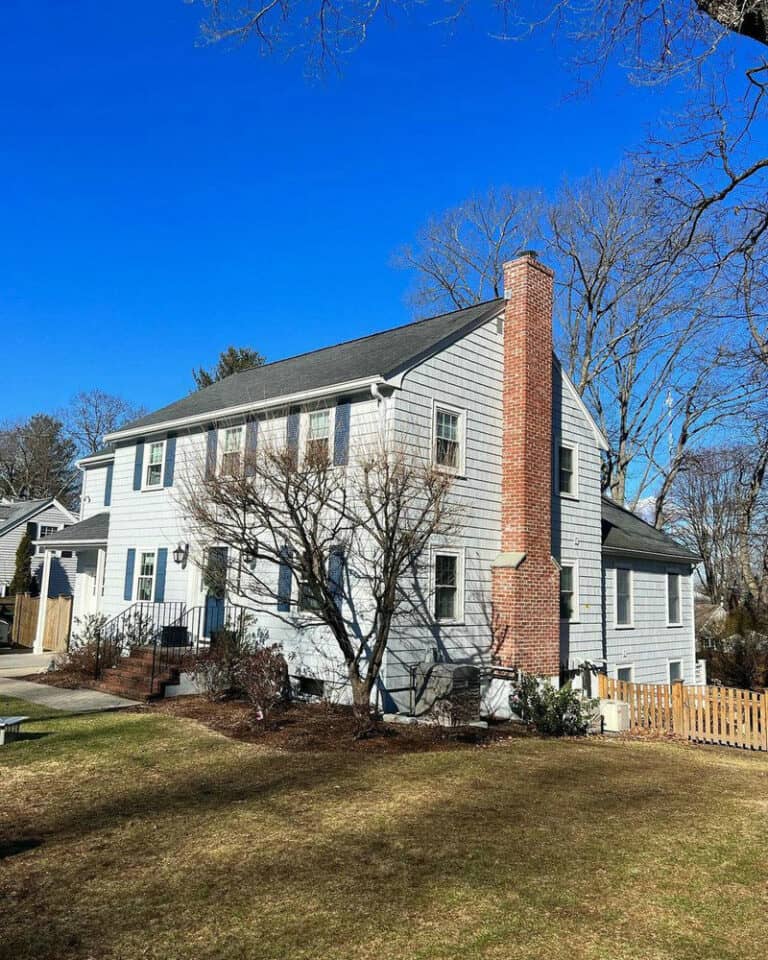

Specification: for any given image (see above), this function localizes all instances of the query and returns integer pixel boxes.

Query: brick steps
[94,645,179,701]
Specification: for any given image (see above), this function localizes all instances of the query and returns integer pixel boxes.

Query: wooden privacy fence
[598,674,768,752]
[12,594,72,653]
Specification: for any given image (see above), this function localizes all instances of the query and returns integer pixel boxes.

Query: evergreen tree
[9,530,34,596]
[193,346,266,391]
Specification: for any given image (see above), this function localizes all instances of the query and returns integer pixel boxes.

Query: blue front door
[203,547,228,638]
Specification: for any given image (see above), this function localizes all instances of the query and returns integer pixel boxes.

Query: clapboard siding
[553,368,605,669]
[0,503,76,594]
[603,556,697,684]
[81,464,111,518]
[384,318,505,706]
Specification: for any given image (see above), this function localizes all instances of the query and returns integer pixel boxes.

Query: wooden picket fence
[598,674,768,752]
[11,594,72,652]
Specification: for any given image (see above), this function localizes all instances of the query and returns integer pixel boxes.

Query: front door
[202,547,228,638]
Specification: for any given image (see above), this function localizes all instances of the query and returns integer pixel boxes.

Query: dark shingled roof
[601,497,699,563]
[37,512,109,546]
[117,299,505,434]
[0,499,56,538]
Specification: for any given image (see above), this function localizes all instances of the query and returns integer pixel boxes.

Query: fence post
[763,690,768,752]
[597,673,607,699]
[12,594,22,644]
[671,679,685,737]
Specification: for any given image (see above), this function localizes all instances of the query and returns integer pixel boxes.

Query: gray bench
[0,716,29,745]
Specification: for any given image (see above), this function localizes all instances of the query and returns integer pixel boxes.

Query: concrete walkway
[0,652,57,678]
[0,676,138,713]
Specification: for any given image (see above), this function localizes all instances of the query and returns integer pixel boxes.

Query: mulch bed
[18,669,100,690]
[145,696,524,754]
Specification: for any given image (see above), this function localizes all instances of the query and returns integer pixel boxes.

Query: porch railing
[148,605,206,695]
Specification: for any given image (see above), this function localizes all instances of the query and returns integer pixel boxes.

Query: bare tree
[398,170,750,517]
[0,415,78,506]
[395,188,542,315]
[63,390,146,458]
[180,436,456,730]
[669,441,768,608]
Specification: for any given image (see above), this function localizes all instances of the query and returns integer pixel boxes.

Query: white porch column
[95,548,106,609]
[33,548,53,654]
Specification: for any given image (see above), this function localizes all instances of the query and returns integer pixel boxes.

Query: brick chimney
[491,251,560,676]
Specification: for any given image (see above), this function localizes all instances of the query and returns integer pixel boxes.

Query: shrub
[509,672,597,737]
[237,644,290,720]
[190,644,242,701]
[57,613,117,677]
[703,635,768,690]
[9,531,35,596]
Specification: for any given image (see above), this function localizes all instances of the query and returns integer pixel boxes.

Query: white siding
[603,556,697,684]
[552,367,604,670]
[81,463,112,518]
[384,318,505,708]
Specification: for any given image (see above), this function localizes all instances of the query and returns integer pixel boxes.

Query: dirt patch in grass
[147,696,524,754]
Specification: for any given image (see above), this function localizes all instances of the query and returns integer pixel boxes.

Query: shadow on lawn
[2,732,754,960]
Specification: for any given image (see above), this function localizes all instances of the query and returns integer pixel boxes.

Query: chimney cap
[515,249,539,260]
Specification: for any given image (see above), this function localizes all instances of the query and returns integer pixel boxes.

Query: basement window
[617,665,634,684]
[298,676,325,699]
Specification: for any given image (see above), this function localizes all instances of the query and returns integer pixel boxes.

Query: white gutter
[104,376,387,443]
[33,537,107,548]
[77,452,115,468]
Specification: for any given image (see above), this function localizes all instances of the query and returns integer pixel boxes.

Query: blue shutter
[133,442,144,491]
[103,462,113,507]
[205,427,218,479]
[328,548,345,609]
[245,416,259,476]
[334,398,351,466]
[277,547,292,612]
[154,548,168,602]
[124,549,136,601]
[163,435,176,488]
[286,407,300,460]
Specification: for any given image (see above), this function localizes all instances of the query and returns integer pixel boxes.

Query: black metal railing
[148,605,206,695]
[94,602,197,680]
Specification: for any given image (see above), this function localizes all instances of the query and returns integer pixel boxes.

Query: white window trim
[557,441,579,500]
[559,559,580,623]
[616,663,634,683]
[36,523,63,555]
[134,549,157,603]
[667,659,684,684]
[301,406,335,464]
[665,570,683,627]
[218,424,247,476]
[614,567,634,629]
[430,546,465,625]
[142,439,167,491]
[431,400,467,477]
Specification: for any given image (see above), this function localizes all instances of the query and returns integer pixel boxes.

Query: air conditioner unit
[600,699,630,733]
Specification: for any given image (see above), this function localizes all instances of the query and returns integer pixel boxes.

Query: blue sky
[1,0,686,420]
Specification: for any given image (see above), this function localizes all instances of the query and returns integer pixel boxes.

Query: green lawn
[2,695,768,960]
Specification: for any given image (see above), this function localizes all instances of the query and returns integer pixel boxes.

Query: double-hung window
[433,551,462,622]
[560,563,578,621]
[221,426,244,475]
[306,410,331,462]
[558,444,577,497]
[136,551,156,601]
[615,568,633,627]
[667,572,682,625]
[434,406,463,472]
[37,525,58,554]
[617,665,634,683]
[668,659,683,683]
[144,441,165,488]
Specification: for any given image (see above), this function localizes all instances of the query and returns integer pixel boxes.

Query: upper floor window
[615,568,633,627]
[36,525,59,554]
[667,572,682,625]
[136,551,156,601]
[144,440,165,488]
[306,410,331,462]
[221,426,244,475]
[558,444,577,497]
[433,550,463,622]
[434,405,464,472]
[560,563,578,621]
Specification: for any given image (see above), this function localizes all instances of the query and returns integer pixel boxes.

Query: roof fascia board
[0,498,75,539]
[104,376,383,443]
[77,453,115,468]
[557,359,610,452]
[602,545,699,564]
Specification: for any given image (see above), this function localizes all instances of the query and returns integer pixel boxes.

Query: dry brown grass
[2,694,768,960]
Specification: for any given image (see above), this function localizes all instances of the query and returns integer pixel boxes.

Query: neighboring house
[0,497,77,597]
[37,253,699,704]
